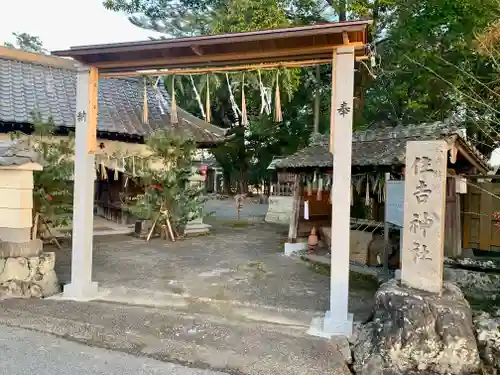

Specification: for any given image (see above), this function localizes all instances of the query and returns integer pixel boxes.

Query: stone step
[83,286,322,330]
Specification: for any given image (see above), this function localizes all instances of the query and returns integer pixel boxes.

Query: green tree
[103,0,323,37]
[104,0,329,193]
[358,0,500,151]
[10,113,74,234]
[3,32,47,54]
[122,129,206,236]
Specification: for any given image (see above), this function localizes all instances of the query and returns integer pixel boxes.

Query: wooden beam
[99,53,369,73]
[455,190,462,256]
[288,174,302,243]
[479,182,493,250]
[87,67,99,154]
[462,190,471,249]
[342,31,350,44]
[0,46,76,70]
[463,174,500,179]
[190,45,204,56]
[93,42,365,70]
[102,59,331,77]
[455,142,489,175]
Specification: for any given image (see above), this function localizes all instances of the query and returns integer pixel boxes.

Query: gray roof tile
[276,121,490,171]
[0,53,225,144]
[0,139,39,166]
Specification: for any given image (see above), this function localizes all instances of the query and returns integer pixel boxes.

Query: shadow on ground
[54,218,374,321]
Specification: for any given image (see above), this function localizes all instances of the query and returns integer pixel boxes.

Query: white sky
[0,0,165,51]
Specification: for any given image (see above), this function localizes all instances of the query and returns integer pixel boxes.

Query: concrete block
[0,239,42,258]
[0,209,33,228]
[0,170,34,189]
[0,189,33,209]
[184,222,211,236]
[0,228,32,243]
[265,196,293,224]
[284,241,307,256]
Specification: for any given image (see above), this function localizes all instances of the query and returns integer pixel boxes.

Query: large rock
[0,257,30,282]
[37,252,56,274]
[352,279,481,375]
[444,267,500,296]
[473,312,500,374]
[0,252,60,299]
[0,280,40,299]
[32,270,60,297]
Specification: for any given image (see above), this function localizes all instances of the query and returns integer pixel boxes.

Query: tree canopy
[104,0,500,191]
[3,32,47,54]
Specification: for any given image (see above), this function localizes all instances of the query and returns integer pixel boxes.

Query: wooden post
[383,172,390,276]
[288,173,301,243]
[455,192,462,257]
[323,46,355,337]
[479,182,493,251]
[462,186,472,249]
[87,67,98,154]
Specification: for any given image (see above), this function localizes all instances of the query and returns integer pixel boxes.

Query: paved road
[0,325,228,375]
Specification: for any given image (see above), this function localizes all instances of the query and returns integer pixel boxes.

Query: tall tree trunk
[339,0,346,21]
[313,65,320,134]
[239,168,249,194]
[223,172,231,195]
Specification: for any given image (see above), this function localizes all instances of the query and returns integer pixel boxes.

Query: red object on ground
[200,165,208,177]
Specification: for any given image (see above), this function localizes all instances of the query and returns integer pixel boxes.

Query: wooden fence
[463,182,500,252]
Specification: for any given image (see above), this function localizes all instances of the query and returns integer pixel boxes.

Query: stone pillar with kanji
[401,140,447,294]
[352,140,481,375]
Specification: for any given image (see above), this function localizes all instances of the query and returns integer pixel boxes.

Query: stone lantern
[0,140,60,299]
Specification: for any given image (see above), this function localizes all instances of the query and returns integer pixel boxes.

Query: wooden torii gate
[52,20,371,337]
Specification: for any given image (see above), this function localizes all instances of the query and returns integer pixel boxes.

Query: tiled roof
[0,47,225,144]
[276,120,491,171]
[0,139,39,166]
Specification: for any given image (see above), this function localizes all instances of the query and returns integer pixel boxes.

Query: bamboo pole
[146,213,160,242]
[32,213,40,240]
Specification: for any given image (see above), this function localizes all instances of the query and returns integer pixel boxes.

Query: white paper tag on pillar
[304,200,309,220]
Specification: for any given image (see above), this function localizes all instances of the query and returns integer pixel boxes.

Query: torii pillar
[63,64,99,300]
[308,46,355,338]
